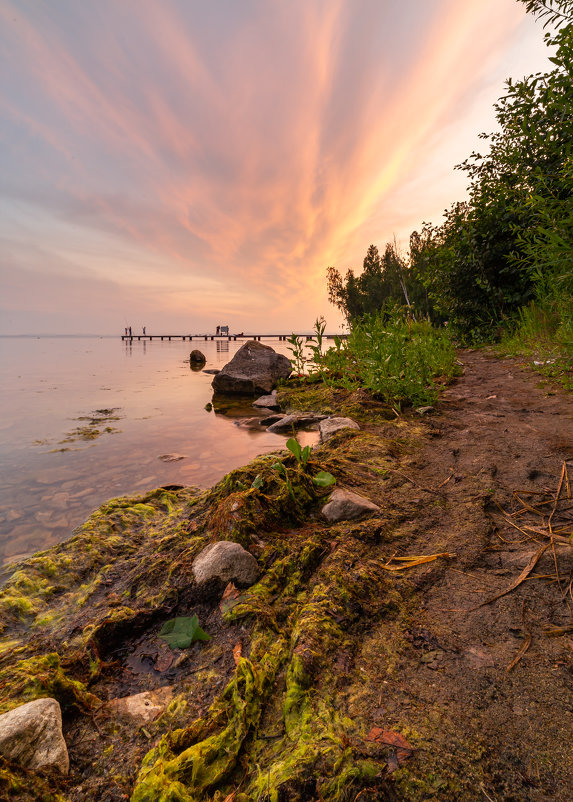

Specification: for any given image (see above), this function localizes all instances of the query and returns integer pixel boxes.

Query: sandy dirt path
[365,349,573,800]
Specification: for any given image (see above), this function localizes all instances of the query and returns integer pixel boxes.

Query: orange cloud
[0,0,548,333]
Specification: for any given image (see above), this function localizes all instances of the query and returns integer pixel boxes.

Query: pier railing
[121,333,348,342]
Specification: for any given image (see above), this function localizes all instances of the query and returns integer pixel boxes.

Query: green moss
[132,641,287,802]
[0,757,67,801]
[0,652,99,714]
[0,420,421,801]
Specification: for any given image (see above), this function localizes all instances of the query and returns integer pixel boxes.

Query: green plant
[282,437,335,488]
[294,312,456,407]
[306,316,327,375]
[287,333,306,375]
[158,616,210,649]
[286,437,311,466]
[272,461,296,501]
[313,470,336,487]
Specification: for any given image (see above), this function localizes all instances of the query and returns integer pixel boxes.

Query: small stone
[267,413,326,433]
[193,541,260,587]
[259,413,285,425]
[319,417,360,442]
[420,649,444,664]
[415,406,435,415]
[234,417,265,430]
[253,391,280,411]
[463,646,495,668]
[322,488,380,522]
[158,454,187,462]
[0,698,69,774]
[103,687,173,723]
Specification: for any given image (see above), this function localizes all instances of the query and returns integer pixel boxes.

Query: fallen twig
[469,543,550,611]
[505,634,532,673]
[548,461,567,533]
[506,602,532,672]
[382,553,456,571]
[386,468,442,495]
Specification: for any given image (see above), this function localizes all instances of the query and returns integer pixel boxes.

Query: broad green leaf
[251,474,264,490]
[158,615,210,649]
[286,437,302,462]
[301,445,312,465]
[313,471,336,487]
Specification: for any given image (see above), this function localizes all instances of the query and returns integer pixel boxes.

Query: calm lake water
[0,336,314,568]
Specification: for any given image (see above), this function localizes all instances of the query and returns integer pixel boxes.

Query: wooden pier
[121,333,346,342]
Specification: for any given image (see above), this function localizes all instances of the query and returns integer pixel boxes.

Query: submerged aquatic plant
[158,616,210,649]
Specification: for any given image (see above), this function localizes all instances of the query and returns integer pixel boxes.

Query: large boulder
[0,698,69,774]
[192,541,260,587]
[212,341,291,395]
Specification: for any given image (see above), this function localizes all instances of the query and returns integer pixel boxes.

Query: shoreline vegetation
[325,0,572,389]
[1,2,572,799]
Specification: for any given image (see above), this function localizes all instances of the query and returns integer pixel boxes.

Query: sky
[0,0,555,335]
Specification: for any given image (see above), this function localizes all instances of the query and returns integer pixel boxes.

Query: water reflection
[0,337,315,568]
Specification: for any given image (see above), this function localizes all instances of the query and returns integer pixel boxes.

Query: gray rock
[234,417,265,431]
[322,488,380,522]
[189,349,206,364]
[212,340,291,395]
[193,541,259,587]
[267,412,327,433]
[260,412,286,425]
[319,417,360,442]
[415,406,434,415]
[0,698,69,774]
[253,391,280,411]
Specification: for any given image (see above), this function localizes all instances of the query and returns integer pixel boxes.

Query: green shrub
[289,313,456,408]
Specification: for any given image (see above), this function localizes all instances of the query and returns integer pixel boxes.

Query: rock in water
[252,390,280,410]
[193,541,260,587]
[322,488,380,522]
[190,349,206,364]
[212,340,291,395]
[319,417,360,441]
[0,698,69,774]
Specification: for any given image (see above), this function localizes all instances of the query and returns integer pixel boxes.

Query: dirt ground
[1,348,572,802]
[357,349,573,800]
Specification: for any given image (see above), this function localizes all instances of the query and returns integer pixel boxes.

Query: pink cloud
[0,0,550,332]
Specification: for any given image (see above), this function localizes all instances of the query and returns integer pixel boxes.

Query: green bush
[294,312,456,408]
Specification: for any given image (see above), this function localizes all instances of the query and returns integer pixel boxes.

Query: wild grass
[289,313,457,408]
[499,299,573,391]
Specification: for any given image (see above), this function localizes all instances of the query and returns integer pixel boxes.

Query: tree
[518,0,573,28]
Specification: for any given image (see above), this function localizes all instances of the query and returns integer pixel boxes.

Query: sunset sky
[0,0,554,335]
